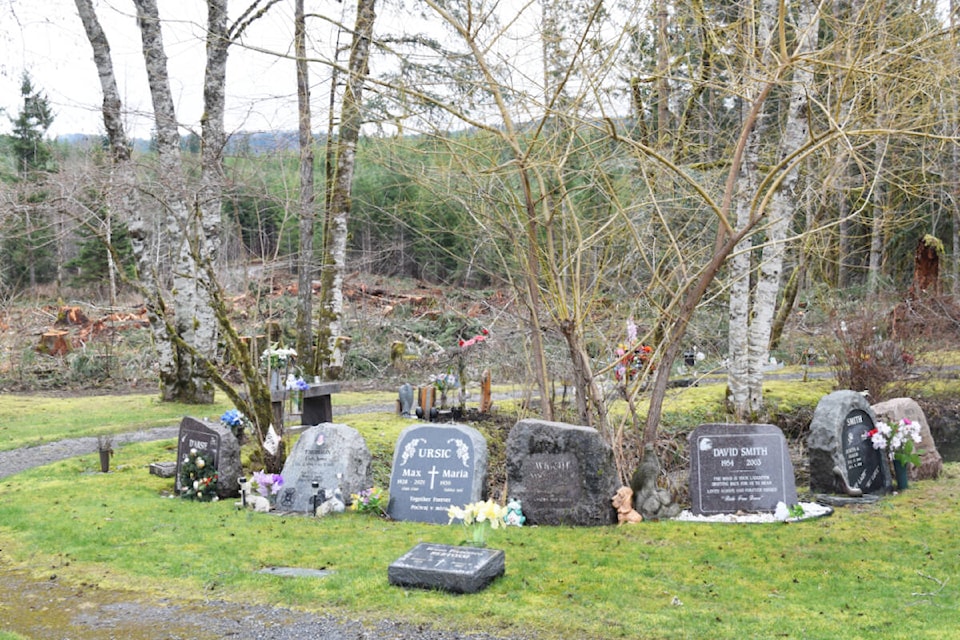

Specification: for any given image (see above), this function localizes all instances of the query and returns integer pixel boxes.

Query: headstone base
[388,543,504,594]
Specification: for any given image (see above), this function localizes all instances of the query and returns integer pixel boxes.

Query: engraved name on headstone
[689,423,798,515]
[386,423,487,524]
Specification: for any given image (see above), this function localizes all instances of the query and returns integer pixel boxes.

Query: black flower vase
[893,459,908,491]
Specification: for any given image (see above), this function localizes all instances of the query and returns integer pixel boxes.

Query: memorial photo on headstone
[386,423,488,524]
[688,423,797,515]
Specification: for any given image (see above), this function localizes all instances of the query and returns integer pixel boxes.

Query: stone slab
[257,567,336,579]
[688,423,798,515]
[386,423,487,524]
[149,461,177,478]
[388,543,504,594]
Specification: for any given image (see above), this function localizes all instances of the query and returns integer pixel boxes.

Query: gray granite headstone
[386,423,487,524]
[175,416,241,499]
[505,419,618,526]
[275,423,372,513]
[688,423,798,515]
[808,390,892,495]
[388,543,504,594]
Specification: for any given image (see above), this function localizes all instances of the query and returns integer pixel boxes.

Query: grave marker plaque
[276,423,372,513]
[688,423,797,515]
[386,423,487,524]
[506,419,618,526]
[388,543,504,593]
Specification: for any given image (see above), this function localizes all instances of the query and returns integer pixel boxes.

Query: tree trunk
[745,0,819,412]
[134,0,214,403]
[317,0,377,379]
[74,0,168,356]
[294,0,317,374]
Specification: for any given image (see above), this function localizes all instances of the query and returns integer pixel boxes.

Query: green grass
[1,398,958,638]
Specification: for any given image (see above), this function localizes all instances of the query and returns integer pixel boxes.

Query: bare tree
[316,0,377,380]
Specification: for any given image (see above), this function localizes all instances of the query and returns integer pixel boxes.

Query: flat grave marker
[388,543,504,594]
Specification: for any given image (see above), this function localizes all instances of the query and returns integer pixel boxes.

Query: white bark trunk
[295,0,316,371]
[134,0,213,402]
[319,0,376,378]
[745,0,820,412]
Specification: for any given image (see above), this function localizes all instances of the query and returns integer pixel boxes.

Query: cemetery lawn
[1,418,959,638]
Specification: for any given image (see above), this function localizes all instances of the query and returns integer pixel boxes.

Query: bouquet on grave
[865,418,924,467]
[448,499,508,548]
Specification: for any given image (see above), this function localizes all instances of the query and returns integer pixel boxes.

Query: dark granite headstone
[275,423,372,513]
[808,390,892,495]
[688,423,798,515]
[388,543,504,594]
[386,423,487,524]
[505,419,618,526]
[175,416,241,499]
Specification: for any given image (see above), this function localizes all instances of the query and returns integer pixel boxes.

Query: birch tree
[726,0,821,418]
[316,0,377,380]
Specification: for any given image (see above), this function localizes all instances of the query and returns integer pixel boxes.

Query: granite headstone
[386,423,488,524]
[808,390,892,495]
[388,543,504,594]
[688,423,798,515]
[175,416,241,499]
[275,423,372,513]
[505,419,618,526]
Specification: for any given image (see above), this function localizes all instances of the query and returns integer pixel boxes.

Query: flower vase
[470,522,490,548]
[893,459,909,491]
[269,369,282,391]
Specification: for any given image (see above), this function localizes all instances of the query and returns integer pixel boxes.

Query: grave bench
[271,382,340,426]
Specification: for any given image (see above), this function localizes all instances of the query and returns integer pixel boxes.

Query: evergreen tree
[10,72,54,176]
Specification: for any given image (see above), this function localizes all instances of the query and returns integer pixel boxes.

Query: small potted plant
[866,418,924,490]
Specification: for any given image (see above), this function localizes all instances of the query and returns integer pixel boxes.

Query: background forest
[2,0,960,478]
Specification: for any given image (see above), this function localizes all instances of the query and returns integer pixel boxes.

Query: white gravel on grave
[673,501,833,523]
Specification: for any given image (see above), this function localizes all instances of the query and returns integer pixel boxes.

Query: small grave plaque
[505,419,618,526]
[688,423,797,515]
[388,543,504,594]
[174,417,241,498]
[386,423,487,524]
[276,423,372,513]
[808,390,891,495]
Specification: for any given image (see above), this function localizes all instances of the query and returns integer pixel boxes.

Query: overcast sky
[0,0,381,139]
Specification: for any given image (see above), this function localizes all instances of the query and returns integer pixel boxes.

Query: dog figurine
[612,486,643,524]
